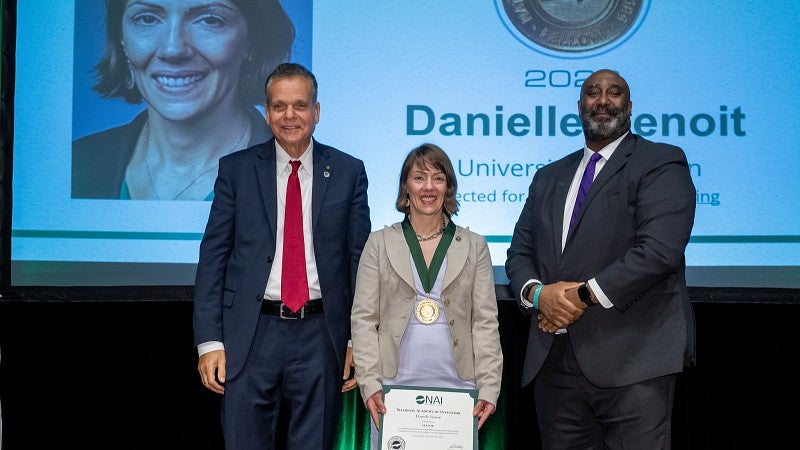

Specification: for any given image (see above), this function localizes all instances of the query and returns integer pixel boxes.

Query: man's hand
[537,281,585,328]
[197,349,226,395]
[342,345,357,392]
[473,399,496,429]
[365,390,387,428]
[537,313,560,333]
[564,283,594,310]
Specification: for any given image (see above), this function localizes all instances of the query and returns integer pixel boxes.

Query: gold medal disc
[415,298,440,324]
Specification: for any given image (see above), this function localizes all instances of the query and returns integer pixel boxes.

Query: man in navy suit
[506,69,696,449]
[193,63,370,449]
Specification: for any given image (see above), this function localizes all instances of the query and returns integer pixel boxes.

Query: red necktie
[281,160,309,312]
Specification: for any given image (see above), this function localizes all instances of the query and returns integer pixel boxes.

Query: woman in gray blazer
[351,143,503,449]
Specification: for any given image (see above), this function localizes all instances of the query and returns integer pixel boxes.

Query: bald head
[580,70,630,100]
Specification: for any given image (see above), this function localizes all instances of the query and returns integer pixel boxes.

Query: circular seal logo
[387,436,406,450]
[495,0,651,58]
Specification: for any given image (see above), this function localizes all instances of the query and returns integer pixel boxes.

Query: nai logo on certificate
[380,385,478,450]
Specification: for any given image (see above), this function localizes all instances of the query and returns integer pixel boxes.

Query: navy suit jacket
[506,133,696,388]
[193,138,370,380]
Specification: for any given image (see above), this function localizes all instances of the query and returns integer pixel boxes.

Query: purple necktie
[568,152,602,237]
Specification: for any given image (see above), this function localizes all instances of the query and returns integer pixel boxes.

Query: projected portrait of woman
[72,0,295,200]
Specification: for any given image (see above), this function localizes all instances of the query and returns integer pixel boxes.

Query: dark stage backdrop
[1,296,799,450]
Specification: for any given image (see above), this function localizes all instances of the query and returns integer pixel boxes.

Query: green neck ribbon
[401,216,456,293]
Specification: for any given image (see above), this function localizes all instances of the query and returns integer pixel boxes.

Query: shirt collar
[583,130,629,161]
[275,140,314,172]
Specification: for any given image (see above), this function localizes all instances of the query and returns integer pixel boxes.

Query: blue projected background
[10,1,800,287]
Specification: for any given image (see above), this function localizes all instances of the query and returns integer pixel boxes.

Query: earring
[125,59,135,90]
[406,198,410,207]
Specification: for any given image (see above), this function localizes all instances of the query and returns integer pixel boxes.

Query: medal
[415,298,440,324]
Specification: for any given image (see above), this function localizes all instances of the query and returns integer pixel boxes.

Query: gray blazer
[351,222,503,406]
[506,133,696,388]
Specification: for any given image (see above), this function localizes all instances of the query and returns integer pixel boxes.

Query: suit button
[453,338,459,346]
[449,319,455,326]
[444,298,451,306]
[267,256,274,263]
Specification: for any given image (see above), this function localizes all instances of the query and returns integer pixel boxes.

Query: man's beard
[580,104,631,142]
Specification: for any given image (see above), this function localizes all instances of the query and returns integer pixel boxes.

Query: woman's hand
[365,389,387,428]
[473,399,496,429]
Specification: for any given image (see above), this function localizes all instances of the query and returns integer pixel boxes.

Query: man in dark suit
[193,63,370,449]
[506,69,696,449]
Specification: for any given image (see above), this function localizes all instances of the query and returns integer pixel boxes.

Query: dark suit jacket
[506,133,696,388]
[192,138,370,380]
[71,107,270,199]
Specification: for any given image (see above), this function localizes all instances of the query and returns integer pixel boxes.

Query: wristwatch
[577,283,594,307]
[522,283,536,301]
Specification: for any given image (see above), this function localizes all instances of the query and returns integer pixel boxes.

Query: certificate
[378,384,477,450]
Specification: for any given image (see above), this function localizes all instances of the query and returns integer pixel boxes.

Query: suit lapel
[554,151,582,257]
[443,226,468,291]
[566,134,634,243]
[256,140,278,241]
[385,223,468,293]
[385,224,415,290]
[311,140,332,232]
[584,134,633,201]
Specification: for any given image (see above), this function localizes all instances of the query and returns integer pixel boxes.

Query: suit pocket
[222,289,236,307]
[318,199,351,244]
[321,198,349,214]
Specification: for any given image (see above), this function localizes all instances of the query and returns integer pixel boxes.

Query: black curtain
[1,299,799,449]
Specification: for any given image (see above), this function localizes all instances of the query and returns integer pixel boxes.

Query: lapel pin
[323,165,331,178]
[455,236,461,241]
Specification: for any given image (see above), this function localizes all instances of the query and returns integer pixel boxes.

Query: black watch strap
[522,283,534,301]
[578,283,594,307]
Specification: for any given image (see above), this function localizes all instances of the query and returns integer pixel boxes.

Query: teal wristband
[532,284,543,310]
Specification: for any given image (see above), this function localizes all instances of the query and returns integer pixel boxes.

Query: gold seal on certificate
[415,298,439,324]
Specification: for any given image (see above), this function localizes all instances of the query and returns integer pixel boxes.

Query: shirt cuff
[587,278,612,308]
[198,341,224,357]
